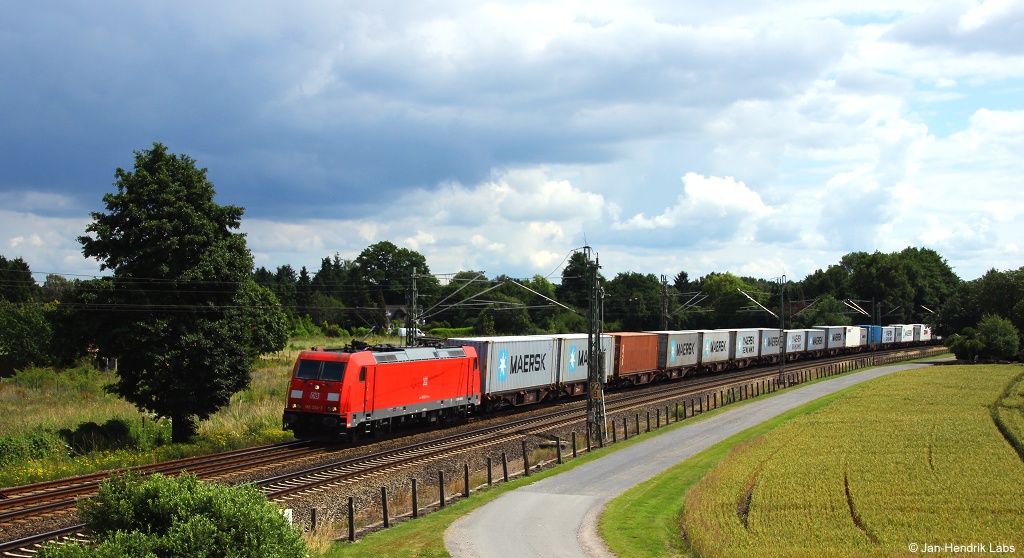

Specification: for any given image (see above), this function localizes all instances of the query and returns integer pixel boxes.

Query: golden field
[683,365,1024,557]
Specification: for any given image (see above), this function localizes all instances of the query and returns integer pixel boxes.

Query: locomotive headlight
[313,384,321,390]
[327,405,338,412]
[290,402,302,409]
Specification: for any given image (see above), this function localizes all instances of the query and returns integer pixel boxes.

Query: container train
[282,323,933,440]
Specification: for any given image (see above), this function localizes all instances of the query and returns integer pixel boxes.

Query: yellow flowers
[684,365,1024,557]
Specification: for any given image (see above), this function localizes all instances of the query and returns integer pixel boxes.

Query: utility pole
[586,247,607,446]
[405,267,418,346]
[778,275,786,383]
[871,296,876,365]
[661,274,669,330]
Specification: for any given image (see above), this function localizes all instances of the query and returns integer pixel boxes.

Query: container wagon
[759,328,783,363]
[804,328,826,357]
[445,336,558,409]
[784,330,807,360]
[814,326,862,355]
[607,332,660,386]
[543,333,613,396]
[700,330,732,372]
[913,324,932,343]
[724,329,761,368]
[647,330,701,380]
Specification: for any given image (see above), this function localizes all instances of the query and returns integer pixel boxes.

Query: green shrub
[322,322,347,338]
[0,430,67,467]
[429,326,474,338]
[7,364,109,396]
[351,326,372,337]
[38,472,307,558]
[289,314,323,337]
[978,313,1020,360]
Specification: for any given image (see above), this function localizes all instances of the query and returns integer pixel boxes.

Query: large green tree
[605,271,662,331]
[556,250,603,311]
[0,298,54,365]
[936,267,1024,341]
[352,241,439,331]
[697,272,773,329]
[78,143,287,442]
[0,255,39,303]
[355,241,439,305]
[792,294,853,328]
[0,257,51,364]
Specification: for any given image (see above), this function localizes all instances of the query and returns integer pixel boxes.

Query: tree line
[245,245,962,337]
[1,143,1021,441]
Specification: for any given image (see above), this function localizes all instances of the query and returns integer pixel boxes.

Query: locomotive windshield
[322,361,345,381]
[295,359,347,382]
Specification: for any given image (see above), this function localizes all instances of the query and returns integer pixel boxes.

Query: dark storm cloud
[0,1,846,222]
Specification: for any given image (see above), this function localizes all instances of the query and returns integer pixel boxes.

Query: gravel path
[444,360,943,558]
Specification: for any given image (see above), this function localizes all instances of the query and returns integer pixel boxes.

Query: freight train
[282,324,933,440]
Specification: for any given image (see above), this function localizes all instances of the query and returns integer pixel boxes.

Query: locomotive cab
[282,350,354,439]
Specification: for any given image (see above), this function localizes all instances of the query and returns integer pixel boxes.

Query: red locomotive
[282,343,480,440]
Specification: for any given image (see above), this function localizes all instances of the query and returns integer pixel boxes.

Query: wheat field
[683,365,1024,557]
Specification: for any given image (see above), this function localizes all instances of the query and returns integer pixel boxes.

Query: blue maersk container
[864,325,882,345]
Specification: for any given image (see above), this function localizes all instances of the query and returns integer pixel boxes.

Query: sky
[2,0,1023,286]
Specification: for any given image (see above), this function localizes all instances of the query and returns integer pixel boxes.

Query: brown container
[608,332,659,378]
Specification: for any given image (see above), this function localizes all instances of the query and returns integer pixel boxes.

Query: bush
[322,322,347,338]
[7,364,109,396]
[977,314,1020,360]
[56,418,169,456]
[38,472,307,558]
[351,326,372,338]
[289,314,323,337]
[429,326,474,339]
[948,315,1021,361]
[946,330,983,361]
[0,431,67,467]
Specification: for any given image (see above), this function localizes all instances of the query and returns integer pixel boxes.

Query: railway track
[0,346,945,556]
[0,442,319,536]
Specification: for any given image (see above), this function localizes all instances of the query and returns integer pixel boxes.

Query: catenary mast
[585,246,607,445]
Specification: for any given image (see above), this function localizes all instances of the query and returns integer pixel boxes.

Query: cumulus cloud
[884,0,1024,55]
[2,1,1024,283]
[816,168,895,250]
[611,173,773,249]
[0,210,95,277]
[0,192,78,214]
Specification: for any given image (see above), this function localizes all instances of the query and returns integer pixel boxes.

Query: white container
[814,326,863,349]
[881,326,895,343]
[759,328,782,357]
[805,329,826,351]
[913,324,932,342]
[724,329,760,359]
[701,330,732,363]
[540,333,613,385]
[784,330,807,354]
[646,330,702,370]
[445,336,557,396]
[901,325,916,343]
